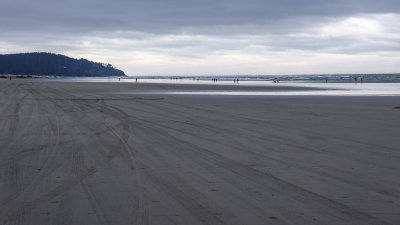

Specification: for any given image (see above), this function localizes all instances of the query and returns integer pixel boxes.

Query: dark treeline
[0,52,125,77]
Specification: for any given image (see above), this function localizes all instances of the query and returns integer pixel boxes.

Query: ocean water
[126,73,400,83]
[57,73,400,83]
[57,74,400,96]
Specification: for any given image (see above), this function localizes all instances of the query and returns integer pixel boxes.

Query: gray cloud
[1,0,399,34]
[1,0,400,75]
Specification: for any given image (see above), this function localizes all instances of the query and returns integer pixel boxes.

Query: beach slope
[0,80,399,225]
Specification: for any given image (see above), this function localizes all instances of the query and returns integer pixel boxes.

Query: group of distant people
[354,77,363,83]
[115,76,366,84]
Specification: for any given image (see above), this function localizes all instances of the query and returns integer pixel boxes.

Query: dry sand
[1,80,399,225]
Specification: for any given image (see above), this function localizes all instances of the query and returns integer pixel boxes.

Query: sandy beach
[1,80,399,225]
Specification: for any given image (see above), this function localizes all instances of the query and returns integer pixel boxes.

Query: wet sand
[1,80,399,225]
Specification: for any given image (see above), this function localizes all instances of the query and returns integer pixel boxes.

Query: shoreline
[3,78,400,96]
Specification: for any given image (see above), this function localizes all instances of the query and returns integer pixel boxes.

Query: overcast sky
[1,0,399,75]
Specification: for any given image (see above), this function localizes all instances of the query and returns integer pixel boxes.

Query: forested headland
[0,52,126,77]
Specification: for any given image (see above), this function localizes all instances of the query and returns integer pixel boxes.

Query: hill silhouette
[0,52,125,77]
